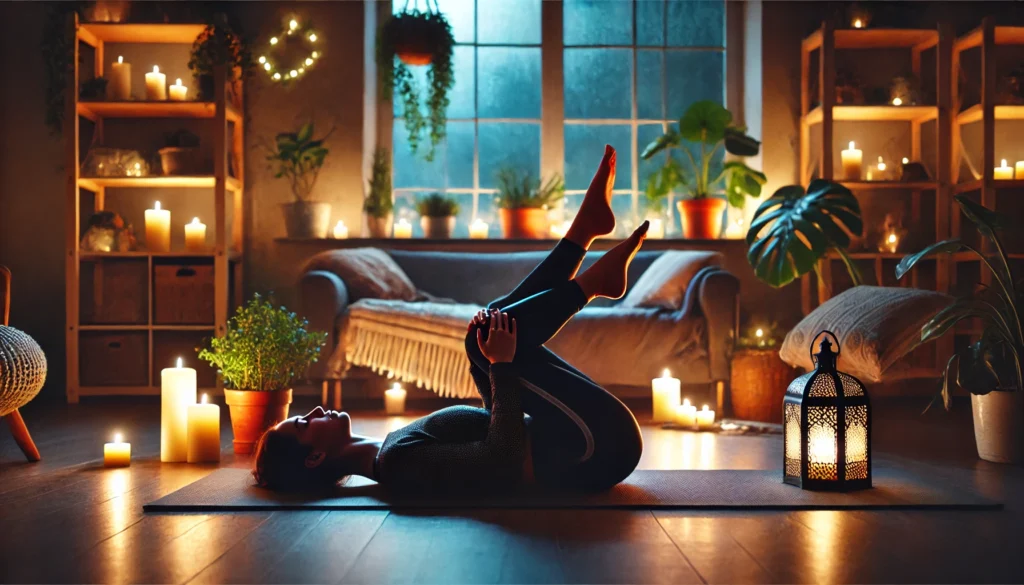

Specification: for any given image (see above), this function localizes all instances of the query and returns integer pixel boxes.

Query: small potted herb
[265,120,334,238]
[364,147,394,238]
[188,14,252,101]
[416,192,460,239]
[494,167,564,239]
[159,130,202,176]
[197,294,327,454]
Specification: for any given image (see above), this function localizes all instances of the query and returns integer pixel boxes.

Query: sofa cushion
[779,286,953,383]
[303,248,418,302]
[620,251,722,310]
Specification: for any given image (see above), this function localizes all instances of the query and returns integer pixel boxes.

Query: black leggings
[464,239,643,492]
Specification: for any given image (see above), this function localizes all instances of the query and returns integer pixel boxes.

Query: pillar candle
[168,78,188,101]
[333,220,349,239]
[385,382,407,415]
[1015,161,1024,180]
[995,159,1014,180]
[161,358,197,462]
[187,394,221,463]
[469,218,489,239]
[696,404,716,430]
[145,201,171,252]
[647,218,665,239]
[674,398,697,427]
[145,66,167,100]
[841,141,862,180]
[103,433,131,467]
[184,217,206,252]
[393,218,412,239]
[106,56,131,100]
[651,369,681,423]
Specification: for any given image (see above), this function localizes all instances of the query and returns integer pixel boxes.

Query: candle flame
[175,78,182,86]
[848,141,855,150]
[902,157,909,164]
[335,220,346,228]
[201,393,208,404]
[755,328,764,338]
[1001,159,1008,167]
[176,357,183,368]
[154,201,161,210]
[192,217,200,225]
[117,56,123,64]
[702,404,709,411]
[683,398,691,407]
[853,18,863,28]
[397,218,411,226]
[153,65,159,73]
[661,368,670,378]
[888,233,897,244]
[114,432,123,443]
[891,97,902,106]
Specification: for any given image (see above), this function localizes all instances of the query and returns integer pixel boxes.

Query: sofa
[299,248,739,400]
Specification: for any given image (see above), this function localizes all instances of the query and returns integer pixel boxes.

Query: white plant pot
[971,390,1024,464]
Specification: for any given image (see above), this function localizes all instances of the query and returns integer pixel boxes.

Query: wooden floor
[1,397,1022,584]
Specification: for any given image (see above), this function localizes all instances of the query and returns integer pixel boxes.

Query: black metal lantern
[783,330,871,491]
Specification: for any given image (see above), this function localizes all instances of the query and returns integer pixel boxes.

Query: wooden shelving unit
[64,17,245,402]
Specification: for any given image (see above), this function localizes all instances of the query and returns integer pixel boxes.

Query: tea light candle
[145,201,171,253]
[385,382,407,415]
[333,220,349,239]
[393,218,412,238]
[169,78,188,101]
[187,394,221,463]
[995,159,1014,180]
[103,432,131,467]
[724,217,745,239]
[651,369,681,423]
[469,218,489,239]
[755,327,766,347]
[841,141,863,180]
[647,218,665,239]
[674,398,697,427]
[884,231,899,254]
[696,404,716,430]
[145,65,167,100]
[161,357,197,462]
[852,18,864,28]
[184,217,206,251]
[106,56,131,100]
[874,156,888,181]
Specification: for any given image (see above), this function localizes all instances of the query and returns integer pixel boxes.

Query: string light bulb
[270,36,278,45]
[308,33,317,42]
[258,56,266,64]
[289,19,298,31]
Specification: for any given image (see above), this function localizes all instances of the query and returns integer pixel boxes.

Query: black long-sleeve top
[374,363,528,493]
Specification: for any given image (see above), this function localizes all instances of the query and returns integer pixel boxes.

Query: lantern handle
[809,330,840,364]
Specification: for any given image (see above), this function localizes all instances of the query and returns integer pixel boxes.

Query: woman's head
[253,406,355,491]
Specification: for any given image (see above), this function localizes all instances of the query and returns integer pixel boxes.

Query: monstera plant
[746,179,863,288]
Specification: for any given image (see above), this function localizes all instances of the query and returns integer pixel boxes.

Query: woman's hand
[476,309,517,364]
[469,309,489,330]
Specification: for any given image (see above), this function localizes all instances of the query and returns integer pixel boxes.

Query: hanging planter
[377,0,455,161]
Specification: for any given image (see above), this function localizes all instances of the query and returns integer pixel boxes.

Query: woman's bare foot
[575,220,650,300]
[565,145,617,249]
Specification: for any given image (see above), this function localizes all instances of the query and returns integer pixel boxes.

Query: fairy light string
[259,18,321,83]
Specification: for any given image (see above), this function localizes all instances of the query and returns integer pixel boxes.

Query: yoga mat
[144,467,1000,511]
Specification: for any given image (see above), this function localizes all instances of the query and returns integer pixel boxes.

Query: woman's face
[274,406,353,456]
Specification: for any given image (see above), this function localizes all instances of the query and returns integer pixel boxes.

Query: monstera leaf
[746,180,863,288]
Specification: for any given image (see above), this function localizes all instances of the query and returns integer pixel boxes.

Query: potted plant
[746,179,864,289]
[377,6,455,161]
[159,130,202,176]
[188,14,252,101]
[364,147,394,238]
[198,294,327,454]
[494,167,564,239]
[416,192,459,239]
[641,100,765,239]
[897,195,1023,463]
[265,120,334,238]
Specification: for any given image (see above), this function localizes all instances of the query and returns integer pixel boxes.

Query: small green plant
[188,14,254,98]
[197,294,327,392]
[264,120,333,202]
[494,167,565,210]
[416,192,460,217]
[364,147,394,218]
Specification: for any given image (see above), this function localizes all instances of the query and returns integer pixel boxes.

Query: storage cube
[79,259,148,324]
[153,262,215,324]
[79,331,148,387]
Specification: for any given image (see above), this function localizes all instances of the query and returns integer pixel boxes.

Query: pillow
[779,286,953,383]
[620,251,722,310]
[303,248,418,302]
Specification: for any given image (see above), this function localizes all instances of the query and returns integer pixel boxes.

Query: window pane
[563,124,631,191]
[478,123,540,189]
[393,120,444,188]
[474,192,500,237]
[637,0,665,47]
[638,123,668,193]
[449,193,476,237]
[393,192,425,237]
[665,51,724,118]
[636,50,664,120]
[478,47,541,118]
[563,0,633,46]
[667,0,724,47]
[430,0,475,44]
[564,48,632,119]
[394,45,475,119]
[446,122,475,188]
[478,0,540,44]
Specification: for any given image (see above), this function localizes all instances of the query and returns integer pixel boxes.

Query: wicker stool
[730,348,796,424]
[0,266,44,461]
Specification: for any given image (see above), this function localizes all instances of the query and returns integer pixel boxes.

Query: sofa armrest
[679,266,739,381]
[299,270,350,380]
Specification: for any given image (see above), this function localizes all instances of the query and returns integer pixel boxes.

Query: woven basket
[730,348,796,424]
[0,325,47,417]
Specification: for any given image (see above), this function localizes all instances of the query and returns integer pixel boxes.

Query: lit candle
[103,432,131,467]
[674,398,697,428]
[841,141,863,180]
[393,218,412,238]
[161,357,197,462]
[106,56,131,100]
[651,368,681,423]
[1016,161,1024,180]
[647,218,665,239]
[184,217,206,252]
[891,96,903,106]
[187,394,221,463]
[469,218,489,239]
[333,220,349,239]
[852,18,864,28]
[874,156,888,181]
[884,231,899,254]
[696,404,716,430]
[995,159,1014,180]
[755,327,766,347]
[808,427,837,468]
[724,217,744,239]
[145,201,171,253]
[145,65,167,100]
[385,382,407,415]
[168,78,188,101]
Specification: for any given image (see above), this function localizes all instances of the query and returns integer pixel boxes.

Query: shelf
[825,251,919,260]
[79,250,242,261]
[952,251,1024,261]
[840,181,939,191]
[956,104,1024,125]
[78,23,205,45]
[78,176,241,192]
[953,179,1024,194]
[834,28,938,50]
[955,26,1024,52]
[78,324,215,331]
[77,101,242,123]
[804,105,938,125]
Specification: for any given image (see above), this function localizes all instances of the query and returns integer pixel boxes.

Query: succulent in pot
[159,129,202,176]
[265,120,334,239]
[494,167,564,240]
[197,294,327,454]
[364,147,394,238]
[416,192,460,239]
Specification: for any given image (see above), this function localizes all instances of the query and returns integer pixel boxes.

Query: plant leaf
[724,127,761,156]
[895,239,964,280]
[641,128,680,159]
[678,100,732,144]
[296,121,313,144]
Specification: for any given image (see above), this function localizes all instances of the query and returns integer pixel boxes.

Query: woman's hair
[252,427,347,492]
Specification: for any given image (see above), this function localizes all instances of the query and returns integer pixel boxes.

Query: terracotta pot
[420,216,455,239]
[158,147,202,176]
[366,213,393,238]
[499,208,549,239]
[224,388,293,455]
[730,348,796,423]
[395,39,434,66]
[972,390,1024,464]
[282,202,332,239]
[676,198,727,239]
